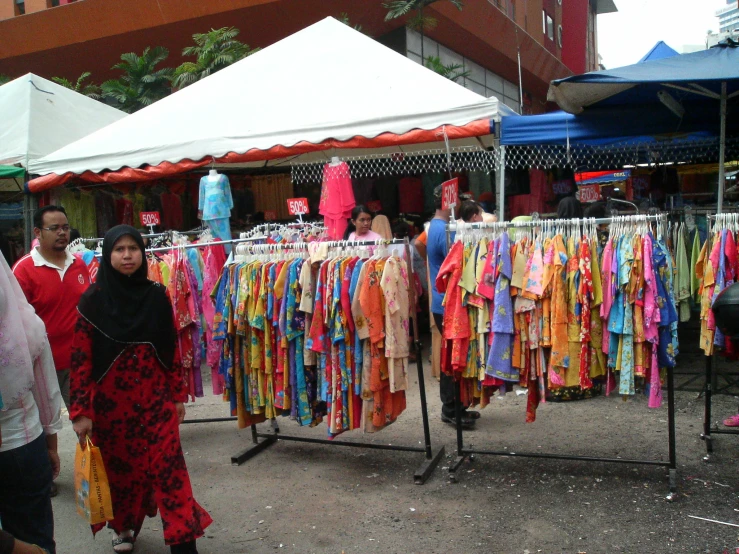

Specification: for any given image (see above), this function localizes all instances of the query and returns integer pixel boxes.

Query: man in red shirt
[13,205,90,410]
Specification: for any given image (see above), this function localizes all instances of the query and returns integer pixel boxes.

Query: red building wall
[560,0,589,74]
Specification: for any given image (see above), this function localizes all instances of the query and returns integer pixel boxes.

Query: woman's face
[110,235,143,276]
[352,211,373,236]
[470,210,483,223]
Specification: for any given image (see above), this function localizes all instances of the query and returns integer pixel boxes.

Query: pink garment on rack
[320,162,355,239]
[201,241,228,395]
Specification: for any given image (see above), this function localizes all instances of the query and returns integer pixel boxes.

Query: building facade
[717,0,739,33]
[0,0,615,114]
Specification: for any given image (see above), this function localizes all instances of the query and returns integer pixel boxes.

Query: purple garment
[184,260,204,397]
[487,234,518,381]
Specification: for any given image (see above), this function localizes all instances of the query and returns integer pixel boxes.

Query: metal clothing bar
[230,237,444,484]
[146,235,265,254]
[448,366,678,499]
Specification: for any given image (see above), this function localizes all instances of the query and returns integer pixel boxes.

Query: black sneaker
[441,413,475,428]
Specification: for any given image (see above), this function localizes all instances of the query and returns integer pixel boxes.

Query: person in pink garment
[344,205,383,242]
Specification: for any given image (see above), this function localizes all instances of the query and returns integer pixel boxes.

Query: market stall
[0,73,125,249]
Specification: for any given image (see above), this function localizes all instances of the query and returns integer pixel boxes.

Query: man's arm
[0,528,49,554]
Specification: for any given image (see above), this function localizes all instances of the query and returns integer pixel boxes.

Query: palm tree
[173,27,258,90]
[424,55,470,83]
[383,0,463,60]
[101,47,173,113]
[338,12,368,35]
[52,72,101,100]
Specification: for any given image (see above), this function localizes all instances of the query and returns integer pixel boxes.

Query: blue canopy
[548,40,739,113]
[638,41,679,63]
[500,102,733,146]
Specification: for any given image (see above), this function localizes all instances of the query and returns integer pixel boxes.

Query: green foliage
[338,12,367,35]
[0,74,11,86]
[51,72,101,99]
[383,0,463,23]
[101,46,173,113]
[424,55,470,83]
[173,27,259,90]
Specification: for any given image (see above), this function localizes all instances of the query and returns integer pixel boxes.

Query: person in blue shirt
[427,186,479,428]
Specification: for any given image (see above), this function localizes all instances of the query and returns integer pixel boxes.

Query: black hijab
[77,225,176,382]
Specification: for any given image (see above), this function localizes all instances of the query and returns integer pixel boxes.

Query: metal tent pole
[497,145,506,221]
[717,81,727,215]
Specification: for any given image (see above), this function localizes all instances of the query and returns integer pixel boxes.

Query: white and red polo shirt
[13,248,91,371]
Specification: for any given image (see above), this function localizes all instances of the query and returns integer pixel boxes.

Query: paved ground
[49,343,739,554]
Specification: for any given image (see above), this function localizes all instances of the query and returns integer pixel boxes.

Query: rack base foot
[448,455,467,483]
[231,435,277,465]
[666,468,678,502]
[701,432,713,459]
[413,447,445,485]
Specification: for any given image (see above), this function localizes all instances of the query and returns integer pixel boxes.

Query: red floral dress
[70,318,213,546]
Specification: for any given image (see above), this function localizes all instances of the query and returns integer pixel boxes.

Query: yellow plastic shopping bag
[74,437,114,525]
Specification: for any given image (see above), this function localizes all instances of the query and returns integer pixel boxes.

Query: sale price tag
[441,178,459,211]
[286,198,309,216]
[140,211,161,227]
[578,185,601,203]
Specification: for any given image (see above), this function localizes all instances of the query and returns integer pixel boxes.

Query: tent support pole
[497,145,506,221]
[718,81,727,215]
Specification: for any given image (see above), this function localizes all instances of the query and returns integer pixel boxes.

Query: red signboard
[441,178,459,210]
[286,198,309,216]
[366,200,383,213]
[578,185,601,203]
[139,211,160,226]
[264,210,277,221]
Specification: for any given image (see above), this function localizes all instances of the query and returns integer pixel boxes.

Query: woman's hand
[175,402,186,424]
[72,416,93,446]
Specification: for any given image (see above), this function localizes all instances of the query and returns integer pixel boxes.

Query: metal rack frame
[699,214,739,459]
[443,214,678,499]
[229,237,445,484]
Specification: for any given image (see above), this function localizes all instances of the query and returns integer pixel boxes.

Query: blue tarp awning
[548,40,739,113]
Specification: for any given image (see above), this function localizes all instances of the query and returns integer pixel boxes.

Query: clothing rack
[443,213,678,499]
[231,237,445,485]
[700,214,739,459]
[144,235,266,426]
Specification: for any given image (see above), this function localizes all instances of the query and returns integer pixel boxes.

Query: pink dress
[320,162,356,239]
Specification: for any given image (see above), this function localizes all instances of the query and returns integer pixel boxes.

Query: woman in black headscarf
[70,225,211,554]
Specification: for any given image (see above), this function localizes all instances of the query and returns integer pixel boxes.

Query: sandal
[112,533,135,553]
[723,414,739,427]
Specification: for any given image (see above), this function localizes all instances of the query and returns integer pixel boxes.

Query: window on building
[15,0,25,15]
[558,25,563,47]
[49,0,60,6]
[544,13,554,40]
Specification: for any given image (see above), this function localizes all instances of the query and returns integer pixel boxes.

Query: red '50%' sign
[441,178,459,210]
[287,198,309,215]
[579,185,601,203]
[140,211,160,226]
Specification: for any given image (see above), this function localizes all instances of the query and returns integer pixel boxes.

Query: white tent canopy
[0,74,125,169]
[29,17,510,186]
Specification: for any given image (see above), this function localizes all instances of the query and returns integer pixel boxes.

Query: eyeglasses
[40,225,70,233]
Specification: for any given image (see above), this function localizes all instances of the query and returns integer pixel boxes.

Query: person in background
[69,228,81,243]
[12,206,90,412]
[556,194,583,219]
[71,225,212,554]
[344,205,383,241]
[458,200,483,224]
[584,201,609,252]
[427,186,478,428]
[0,255,62,554]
